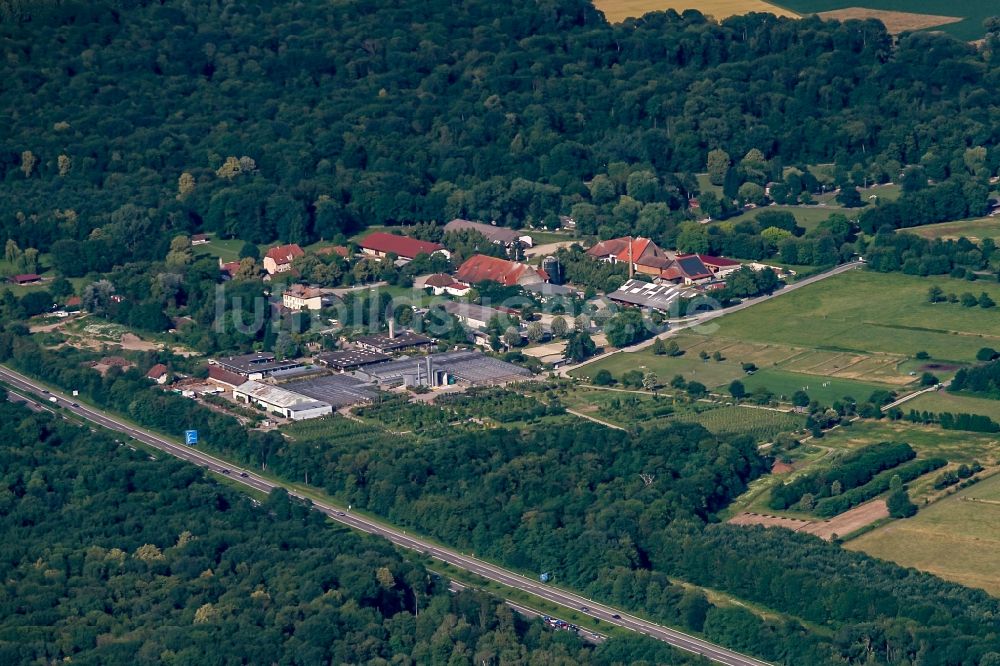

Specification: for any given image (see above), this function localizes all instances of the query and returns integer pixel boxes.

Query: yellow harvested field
[594,0,798,23]
[817,8,961,34]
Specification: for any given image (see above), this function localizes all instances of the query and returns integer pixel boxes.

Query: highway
[0,364,771,666]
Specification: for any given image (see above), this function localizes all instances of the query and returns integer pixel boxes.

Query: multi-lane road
[0,364,771,666]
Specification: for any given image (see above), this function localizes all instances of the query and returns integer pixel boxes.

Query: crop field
[908,216,1000,242]
[708,270,1000,362]
[779,0,994,40]
[679,405,806,441]
[593,0,796,23]
[817,419,1000,465]
[848,473,1000,595]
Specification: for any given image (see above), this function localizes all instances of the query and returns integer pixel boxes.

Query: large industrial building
[233,380,333,420]
[605,279,700,313]
[354,350,532,388]
[210,352,302,381]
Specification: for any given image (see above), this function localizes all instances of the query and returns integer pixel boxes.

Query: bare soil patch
[801,500,888,540]
[730,499,888,541]
[817,8,961,34]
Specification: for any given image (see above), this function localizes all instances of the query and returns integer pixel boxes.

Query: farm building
[454,254,548,287]
[586,237,672,276]
[191,234,210,245]
[660,255,714,285]
[443,301,512,330]
[694,255,743,278]
[443,219,533,247]
[606,279,699,313]
[358,232,448,261]
[263,244,304,275]
[146,363,169,384]
[421,273,471,296]
[233,380,332,420]
[314,349,390,372]
[521,282,579,300]
[9,273,41,285]
[355,350,532,388]
[210,352,302,380]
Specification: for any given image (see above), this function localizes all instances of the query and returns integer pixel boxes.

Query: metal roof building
[233,380,332,420]
[605,279,699,313]
[355,350,532,388]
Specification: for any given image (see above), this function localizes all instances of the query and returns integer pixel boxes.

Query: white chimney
[388,318,396,339]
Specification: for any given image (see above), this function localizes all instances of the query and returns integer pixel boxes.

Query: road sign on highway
[184,430,198,445]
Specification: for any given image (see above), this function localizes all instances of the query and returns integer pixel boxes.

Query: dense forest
[2,0,1000,260]
[0,393,712,665]
[10,319,1000,663]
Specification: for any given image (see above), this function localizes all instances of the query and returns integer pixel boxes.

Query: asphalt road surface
[562,261,863,376]
[0,364,771,666]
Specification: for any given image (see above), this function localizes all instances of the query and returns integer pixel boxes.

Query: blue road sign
[184,430,198,445]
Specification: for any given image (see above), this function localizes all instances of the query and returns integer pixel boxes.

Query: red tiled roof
[146,363,168,378]
[659,266,686,281]
[455,255,546,287]
[220,261,241,276]
[10,273,41,284]
[264,244,304,264]
[695,254,741,268]
[358,232,444,259]
[316,245,350,258]
[586,237,668,268]
[65,296,81,307]
[208,365,245,387]
[423,273,456,288]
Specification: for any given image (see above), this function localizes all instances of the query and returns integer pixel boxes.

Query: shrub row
[814,457,947,518]
[769,442,915,510]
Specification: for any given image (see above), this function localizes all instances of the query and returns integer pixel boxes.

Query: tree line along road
[0,364,772,666]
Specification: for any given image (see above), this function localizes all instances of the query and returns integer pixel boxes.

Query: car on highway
[580,606,589,612]
[221,469,230,475]
[239,472,248,478]
[611,614,621,619]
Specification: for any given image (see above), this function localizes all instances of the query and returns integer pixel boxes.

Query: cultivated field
[729,499,888,540]
[593,0,796,23]
[780,0,994,40]
[908,216,1000,242]
[679,404,806,440]
[816,7,960,33]
[818,419,1000,464]
[708,271,1000,362]
[848,473,1000,595]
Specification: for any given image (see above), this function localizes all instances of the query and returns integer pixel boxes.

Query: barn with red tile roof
[454,254,548,287]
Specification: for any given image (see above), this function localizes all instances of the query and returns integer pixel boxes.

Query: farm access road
[560,261,864,377]
[0,365,771,666]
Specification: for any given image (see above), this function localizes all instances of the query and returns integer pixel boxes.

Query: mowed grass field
[848,472,1000,595]
[709,270,1000,362]
[593,0,796,23]
[779,0,994,40]
[818,419,1000,464]
[906,391,1000,423]
[907,216,1000,242]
